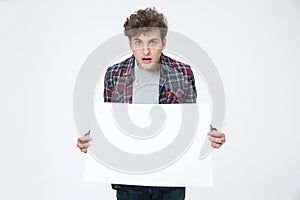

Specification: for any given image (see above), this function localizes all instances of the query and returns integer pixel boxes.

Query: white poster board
[82,103,213,187]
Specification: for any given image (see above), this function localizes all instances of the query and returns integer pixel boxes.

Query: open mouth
[142,57,152,64]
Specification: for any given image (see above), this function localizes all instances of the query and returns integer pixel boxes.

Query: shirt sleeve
[103,67,114,102]
[184,68,197,103]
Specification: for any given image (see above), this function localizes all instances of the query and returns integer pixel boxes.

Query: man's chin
[139,63,160,72]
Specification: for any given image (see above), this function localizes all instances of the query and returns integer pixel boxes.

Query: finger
[77,136,92,143]
[79,135,92,142]
[77,142,90,149]
[211,142,222,149]
[80,148,88,153]
[77,142,84,149]
[208,131,225,138]
[208,136,226,144]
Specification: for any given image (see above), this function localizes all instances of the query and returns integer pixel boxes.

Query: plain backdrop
[1,0,300,199]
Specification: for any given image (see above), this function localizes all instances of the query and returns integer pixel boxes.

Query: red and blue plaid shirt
[103,54,197,104]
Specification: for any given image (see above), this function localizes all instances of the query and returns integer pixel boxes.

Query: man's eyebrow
[132,37,159,42]
[149,38,159,41]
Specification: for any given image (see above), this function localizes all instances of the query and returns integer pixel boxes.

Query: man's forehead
[131,28,161,40]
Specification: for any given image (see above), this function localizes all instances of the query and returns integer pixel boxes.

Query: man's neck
[136,63,160,73]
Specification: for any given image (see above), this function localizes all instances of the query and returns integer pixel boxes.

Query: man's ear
[128,38,132,50]
[162,37,167,49]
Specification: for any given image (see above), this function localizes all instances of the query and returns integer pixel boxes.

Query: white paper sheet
[82,103,213,187]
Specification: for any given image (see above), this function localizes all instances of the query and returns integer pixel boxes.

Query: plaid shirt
[103,54,197,104]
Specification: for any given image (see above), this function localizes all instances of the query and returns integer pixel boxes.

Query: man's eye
[135,41,142,46]
[149,40,158,46]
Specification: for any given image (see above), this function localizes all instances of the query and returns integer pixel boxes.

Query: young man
[77,7,226,200]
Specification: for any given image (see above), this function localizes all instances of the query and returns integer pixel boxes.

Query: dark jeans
[115,185,185,200]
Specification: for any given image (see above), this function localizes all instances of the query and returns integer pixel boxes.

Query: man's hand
[77,135,92,153]
[208,130,226,149]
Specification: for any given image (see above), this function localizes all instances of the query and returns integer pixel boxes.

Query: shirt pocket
[165,89,185,104]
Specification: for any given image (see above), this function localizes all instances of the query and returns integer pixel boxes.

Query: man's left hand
[208,130,226,148]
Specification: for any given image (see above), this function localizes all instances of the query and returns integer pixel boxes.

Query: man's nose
[143,46,150,55]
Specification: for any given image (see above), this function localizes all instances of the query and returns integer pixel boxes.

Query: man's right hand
[77,135,92,153]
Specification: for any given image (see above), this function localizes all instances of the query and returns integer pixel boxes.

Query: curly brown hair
[123,7,168,40]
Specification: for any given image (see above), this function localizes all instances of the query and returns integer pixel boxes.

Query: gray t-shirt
[132,61,160,104]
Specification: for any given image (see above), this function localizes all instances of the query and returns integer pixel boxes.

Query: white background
[1,0,300,199]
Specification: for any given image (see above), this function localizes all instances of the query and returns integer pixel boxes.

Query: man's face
[129,28,166,72]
